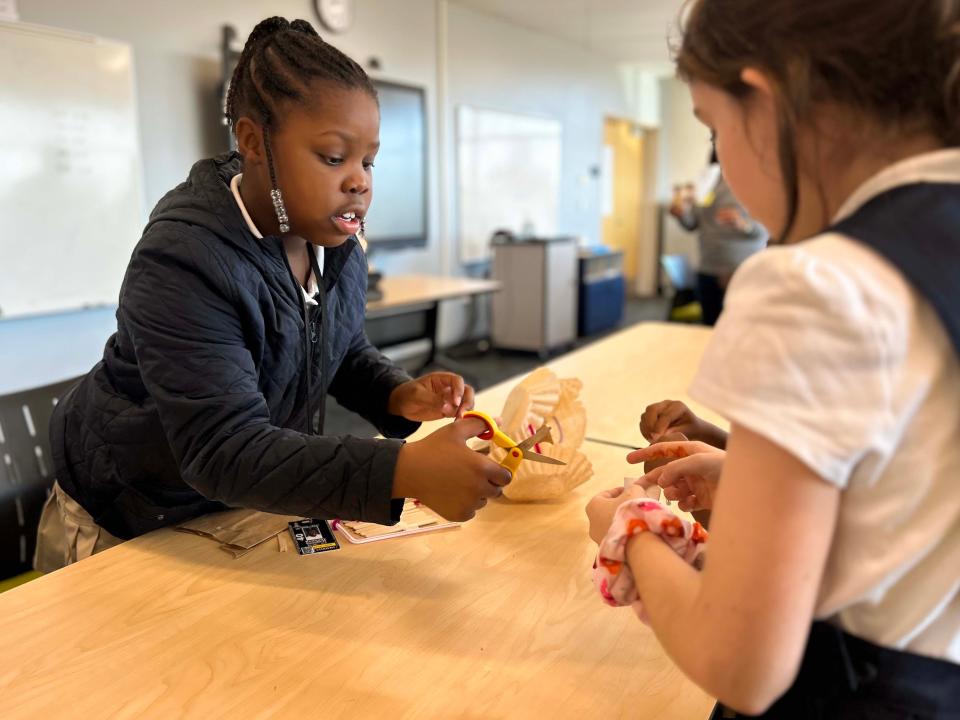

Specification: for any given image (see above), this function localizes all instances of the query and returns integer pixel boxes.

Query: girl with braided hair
[36,17,510,570]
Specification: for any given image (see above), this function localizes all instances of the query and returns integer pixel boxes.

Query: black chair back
[0,377,80,578]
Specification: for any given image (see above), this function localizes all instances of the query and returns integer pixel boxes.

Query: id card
[289,519,340,555]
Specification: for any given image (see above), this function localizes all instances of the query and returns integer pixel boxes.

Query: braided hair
[224,17,377,234]
[224,16,376,134]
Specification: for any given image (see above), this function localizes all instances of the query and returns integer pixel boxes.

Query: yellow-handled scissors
[463,410,567,478]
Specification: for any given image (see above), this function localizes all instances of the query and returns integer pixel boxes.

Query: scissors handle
[462,411,509,446]
[499,446,524,478]
[462,410,524,479]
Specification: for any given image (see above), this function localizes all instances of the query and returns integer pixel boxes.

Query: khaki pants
[34,482,124,573]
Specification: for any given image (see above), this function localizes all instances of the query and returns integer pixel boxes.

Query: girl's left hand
[627,441,725,512]
[585,481,657,544]
[388,372,476,421]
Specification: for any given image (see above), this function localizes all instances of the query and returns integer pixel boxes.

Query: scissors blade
[515,424,554,451]
[521,450,567,466]
[514,424,567,466]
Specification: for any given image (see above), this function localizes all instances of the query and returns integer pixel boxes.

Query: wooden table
[365,275,501,373]
[367,275,501,314]
[0,322,717,719]
[459,322,721,449]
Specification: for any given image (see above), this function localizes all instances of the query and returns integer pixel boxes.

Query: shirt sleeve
[688,238,909,487]
[328,326,421,439]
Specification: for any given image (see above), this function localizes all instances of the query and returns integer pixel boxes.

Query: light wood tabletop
[0,321,718,720]
[442,321,722,449]
[366,275,501,314]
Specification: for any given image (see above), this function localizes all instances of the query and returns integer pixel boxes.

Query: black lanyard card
[289,519,340,555]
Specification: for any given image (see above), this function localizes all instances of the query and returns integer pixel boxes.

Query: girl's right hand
[393,418,512,522]
[627,441,725,512]
[714,205,747,230]
[640,399,728,449]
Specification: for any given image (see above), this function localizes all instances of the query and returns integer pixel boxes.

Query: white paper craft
[490,368,594,501]
[334,499,459,544]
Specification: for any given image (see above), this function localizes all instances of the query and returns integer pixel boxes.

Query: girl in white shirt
[586,0,960,717]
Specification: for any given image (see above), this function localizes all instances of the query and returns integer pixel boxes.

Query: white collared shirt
[690,149,960,662]
[230,173,323,306]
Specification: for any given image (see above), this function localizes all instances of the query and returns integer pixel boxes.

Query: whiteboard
[456,106,562,264]
[0,21,143,319]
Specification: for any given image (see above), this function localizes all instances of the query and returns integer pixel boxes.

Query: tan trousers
[34,482,124,573]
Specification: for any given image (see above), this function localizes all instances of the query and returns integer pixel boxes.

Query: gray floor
[326,296,671,437]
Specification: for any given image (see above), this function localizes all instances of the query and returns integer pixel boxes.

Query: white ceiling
[448,0,684,64]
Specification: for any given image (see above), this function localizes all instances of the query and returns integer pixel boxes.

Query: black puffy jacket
[51,152,419,539]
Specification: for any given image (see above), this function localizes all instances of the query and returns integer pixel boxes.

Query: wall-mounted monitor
[364,80,428,251]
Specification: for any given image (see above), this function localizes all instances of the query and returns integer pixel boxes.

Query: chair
[0,377,80,587]
[660,255,703,324]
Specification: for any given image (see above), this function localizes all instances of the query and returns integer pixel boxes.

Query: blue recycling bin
[578,249,625,336]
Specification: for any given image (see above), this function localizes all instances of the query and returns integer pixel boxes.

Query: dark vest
[831,182,960,355]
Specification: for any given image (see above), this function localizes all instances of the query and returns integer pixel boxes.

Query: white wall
[619,64,667,129]
[657,75,711,265]
[440,2,629,339]
[446,3,629,257]
[16,0,630,345]
[18,0,444,277]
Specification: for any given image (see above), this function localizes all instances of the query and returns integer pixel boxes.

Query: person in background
[669,149,767,325]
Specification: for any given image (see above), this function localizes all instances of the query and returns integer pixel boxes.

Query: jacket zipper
[278,242,324,436]
[308,244,327,435]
